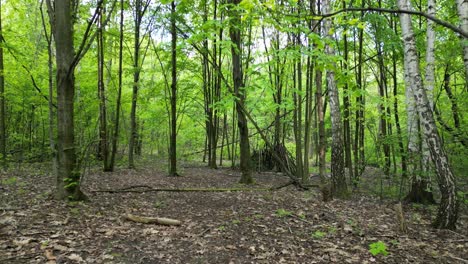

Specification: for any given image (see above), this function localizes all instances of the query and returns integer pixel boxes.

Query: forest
[0,0,467,263]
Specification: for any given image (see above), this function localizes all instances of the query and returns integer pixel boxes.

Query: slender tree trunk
[398,0,458,229]
[129,0,146,169]
[97,8,109,171]
[322,0,347,198]
[109,0,124,172]
[342,0,353,184]
[51,0,85,200]
[353,4,365,184]
[40,1,57,177]
[0,1,6,170]
[229,0,253,184]
[169,1,178,176]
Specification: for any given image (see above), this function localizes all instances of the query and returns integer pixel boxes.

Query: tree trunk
[169,1,178,176]
[97,8,109,171]
[0,1,6,170]
[229,0,253,184]
[342,0,353,184]
[129,0,145,169]
[52,0,85,201]
[398,0,458,229]
[109,0,125,172]
[322,0,347,198]
[40,1,57,177]
[456,0,468,81]
[405,0,436,204]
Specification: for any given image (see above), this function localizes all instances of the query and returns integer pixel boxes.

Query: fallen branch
[124,214,181,226]
[95,186,273,193]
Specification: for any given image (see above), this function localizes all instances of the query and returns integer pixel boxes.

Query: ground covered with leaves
[1,162,467,263]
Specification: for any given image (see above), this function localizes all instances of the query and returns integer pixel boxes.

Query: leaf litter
[0,162,466,263]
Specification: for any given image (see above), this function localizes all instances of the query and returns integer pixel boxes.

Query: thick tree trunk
[229,0,253,184]
[169,1,178,176]
[405,0,436,204]
[322,0,347,198]
[52,0,85,200]
[398,0,458,229]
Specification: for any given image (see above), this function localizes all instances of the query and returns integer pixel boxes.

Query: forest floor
[0,161,467,263]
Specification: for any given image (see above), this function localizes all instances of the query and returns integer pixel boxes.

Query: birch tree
[322,0,347,198]
[456,0,468,80]
[398,0,458,229]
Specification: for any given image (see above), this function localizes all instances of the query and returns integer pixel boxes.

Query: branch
[322,7,467,38]
[124,214,181,226]
[94,186,273,193]
[268,6,468,38]
[69,0,118,74]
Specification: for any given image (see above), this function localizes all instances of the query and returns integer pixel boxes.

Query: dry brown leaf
[45,249,56,260]
[67,253,84,262]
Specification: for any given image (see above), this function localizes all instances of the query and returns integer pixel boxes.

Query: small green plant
[218,225,225,231]
[275,208,293,218]
[327,226,337,234]
[153,201,166,208]
[231,219,240,225]
[254,214,264,219]
[2,176,17,185]
[369,241,389,256]
[311,230,326,239]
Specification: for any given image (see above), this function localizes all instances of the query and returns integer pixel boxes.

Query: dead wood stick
[95,187,274,193]
[124,214,181,226]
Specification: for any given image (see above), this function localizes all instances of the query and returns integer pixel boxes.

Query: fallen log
[124,214,181,226]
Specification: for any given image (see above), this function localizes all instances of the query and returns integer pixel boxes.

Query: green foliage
[275,208,293,218]
[311,230,326,239]
[369,241,389,256]
[2,176,17,185]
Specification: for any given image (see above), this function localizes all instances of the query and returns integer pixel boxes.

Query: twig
[446,255,468,263]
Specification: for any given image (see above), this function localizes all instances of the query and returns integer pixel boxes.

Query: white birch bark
[322,0,347,197]
[456,0,468,80]
[398,0,458,229]
[422,0,436,174]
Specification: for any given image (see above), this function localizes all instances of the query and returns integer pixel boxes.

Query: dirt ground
[0,161,467,263]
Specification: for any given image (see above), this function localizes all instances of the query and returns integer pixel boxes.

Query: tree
[109,0,125,172]
[322,0,347,198]
[229,0,253,184]
[97,5,110,171]
[456,0,468,80]
[0,0,6,170]
[129,0,150,169]
[398,0,458,229]
[169,1,178,176]
[48,0,86,200]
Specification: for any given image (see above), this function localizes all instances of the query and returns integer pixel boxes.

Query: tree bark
[97,7,110,171]
[229,0,253,184]
[322,0,347,198]
[169,1,178,176]
[398,0,458,229]
[109,0,125,172]
[51,0,85,200]
[0,1,6,170]
[456,0,468,81]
